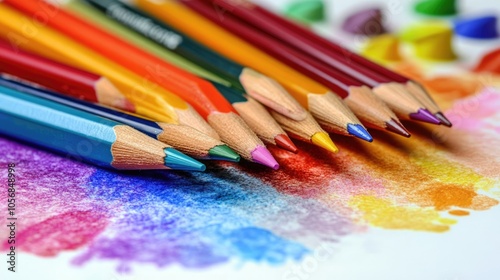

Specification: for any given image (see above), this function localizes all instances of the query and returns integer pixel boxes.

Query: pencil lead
[347,124,373,142]
[164,148,206,172]
[409,109,441,125]
[435,112,453,127]
[386,119,411,138]
[311,132,339,153]
[275,134,298,153]
[208,145,241,162]
[251,146,280,170]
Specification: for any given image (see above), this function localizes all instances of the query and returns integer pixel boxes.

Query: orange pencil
[0,4,219,140]
[5,0,279,168]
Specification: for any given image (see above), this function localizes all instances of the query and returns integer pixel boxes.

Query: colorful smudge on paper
[1,74,500,270]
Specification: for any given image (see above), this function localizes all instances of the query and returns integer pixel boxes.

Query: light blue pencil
[0,84,206,171]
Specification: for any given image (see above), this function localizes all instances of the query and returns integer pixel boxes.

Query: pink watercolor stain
[446,88,500,132]
[3,211,108,257]
[0,138,109,256]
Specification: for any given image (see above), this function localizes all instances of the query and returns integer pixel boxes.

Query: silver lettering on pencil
[106,4,183,50]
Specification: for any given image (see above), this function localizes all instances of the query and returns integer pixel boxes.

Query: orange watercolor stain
[393,62,500,110]
[417,184,475,211]
[423,76,483,98]
[449,210,470,216]
[414,179,499,211]
[239,70,500,233]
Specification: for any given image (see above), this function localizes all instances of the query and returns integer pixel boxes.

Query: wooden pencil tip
[274,134,298,153]
[386,119,411,138]
[120,98,137,112]
[240,68,307,121]
[96,77,136,112]
[435,112,453,127]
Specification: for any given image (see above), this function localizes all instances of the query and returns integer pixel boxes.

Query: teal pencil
[0,85,206,171]
[77,0,307,122]
[0,76,240,162]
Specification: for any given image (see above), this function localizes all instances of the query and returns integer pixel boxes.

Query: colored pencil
[132,0,374,142]
[63,1,338,153]
[271,111,338,154]
[70,0,299,153]
[204,0,448,126]
[216,82,338,153]
[0,39,135,113]
[0,85,205,171]
[0,77,240,162]
[64,0,231,87]
[212,82,298,153]
[5,0,279,168]
[182,0,410,138]
[79,0,306,122]
[0,4,218,141]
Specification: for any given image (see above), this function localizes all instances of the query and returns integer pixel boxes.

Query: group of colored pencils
[0,0,452,172]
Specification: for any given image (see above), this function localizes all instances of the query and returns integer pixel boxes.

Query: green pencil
[67,0,307,122]
[64,1,343,153]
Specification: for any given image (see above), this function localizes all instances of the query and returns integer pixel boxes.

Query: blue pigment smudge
[74,166,311,270]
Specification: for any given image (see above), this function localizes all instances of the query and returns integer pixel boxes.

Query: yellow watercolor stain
[412,155,495,192]
[349,196,455,233]
[449,210,470,216]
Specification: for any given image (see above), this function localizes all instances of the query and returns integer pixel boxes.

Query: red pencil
[0,39,134,112]
[183,0,410,137]
[205,0,448,126]
[5,0,280,169]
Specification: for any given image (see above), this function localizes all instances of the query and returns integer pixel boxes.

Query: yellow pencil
[0,4,219,140]
[134,0,373,142]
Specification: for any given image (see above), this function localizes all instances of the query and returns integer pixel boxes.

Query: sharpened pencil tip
[165,148,206,172]
[386,119,411,138]
[275,134,298,153]
[347,124,373,142]
[311,132,339,153]
[251,146,280,170]
[208,145,241,162]
[123,99,136,112]
[409,109,441,125]
[435,112,453,127]
[114,98,136,112]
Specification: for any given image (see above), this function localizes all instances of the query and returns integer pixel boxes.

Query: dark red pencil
[0,39,135,112]
[183,0,411,136]
[206,0,449,126]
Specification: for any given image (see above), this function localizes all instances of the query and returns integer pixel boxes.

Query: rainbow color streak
[1,74,500,271]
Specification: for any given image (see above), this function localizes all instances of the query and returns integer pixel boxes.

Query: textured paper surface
[1,0,500,279]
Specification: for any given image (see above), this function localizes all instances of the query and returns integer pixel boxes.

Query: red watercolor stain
[237,140,384,199]
[4,211,108,257]
[474,48,500,74]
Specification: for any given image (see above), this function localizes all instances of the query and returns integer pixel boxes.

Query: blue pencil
[0,83,206,171]
[0,77,240,162]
